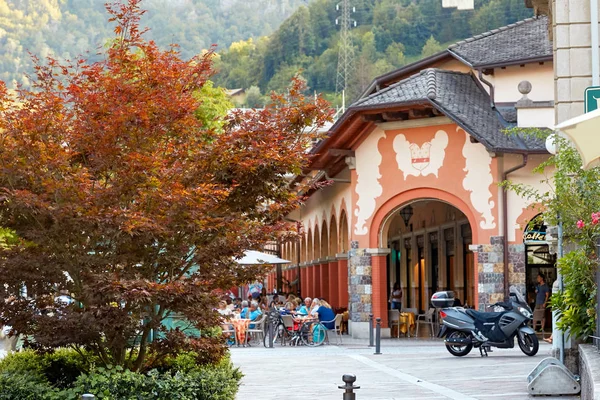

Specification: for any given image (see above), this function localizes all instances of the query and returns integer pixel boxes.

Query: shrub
[0,372,57,400]
[44,348,90,389]
[0,349,241,399]
[71,359,242,400]
[0,350,48,378]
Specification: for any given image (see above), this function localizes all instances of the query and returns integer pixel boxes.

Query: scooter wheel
[518,331,539,356]
[445,330,472,357]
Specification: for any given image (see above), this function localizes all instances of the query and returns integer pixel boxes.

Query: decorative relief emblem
[393,130,449,179]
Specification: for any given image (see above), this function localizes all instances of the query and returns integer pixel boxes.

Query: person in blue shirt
[239,300,250,319]
[297,297,312,316]
[316,299,336,329]
[247,301,262,328]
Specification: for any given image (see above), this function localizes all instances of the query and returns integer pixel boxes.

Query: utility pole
[335,0,356,107]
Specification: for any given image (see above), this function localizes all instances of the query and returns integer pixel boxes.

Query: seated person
[315,300,336,329]
[217,301,233,337]
[217,300,233,318]
[247,301,263,328]
[297,297,312,316]
[309,298,321,317]
[239,300,250,319]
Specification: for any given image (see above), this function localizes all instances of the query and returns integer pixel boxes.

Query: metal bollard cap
[338,374,360,390]
[81,395,96,400]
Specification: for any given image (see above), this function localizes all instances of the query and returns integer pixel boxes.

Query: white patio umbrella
[553,108,600,170]
[235,250,290,265]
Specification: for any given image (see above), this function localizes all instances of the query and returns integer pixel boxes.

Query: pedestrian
[389,282,403,310]
[535,273,550,309]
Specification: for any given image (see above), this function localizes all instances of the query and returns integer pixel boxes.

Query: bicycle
[263,309,292,347]
[299,320,327,347]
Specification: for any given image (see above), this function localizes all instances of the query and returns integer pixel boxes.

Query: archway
[330,215,338,255]
[339,210,349,253]
[380,199,475,312]
[314,224,321,261]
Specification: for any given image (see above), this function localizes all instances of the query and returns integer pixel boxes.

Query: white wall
[478,63,554,103]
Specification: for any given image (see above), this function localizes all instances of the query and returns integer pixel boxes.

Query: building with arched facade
[267,16,557,338]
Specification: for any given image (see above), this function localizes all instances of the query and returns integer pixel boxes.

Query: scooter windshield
[509,286,528,307]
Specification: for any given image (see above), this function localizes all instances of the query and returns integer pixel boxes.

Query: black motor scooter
[432,288,538,357]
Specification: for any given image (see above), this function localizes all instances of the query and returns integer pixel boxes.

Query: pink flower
[592,212,600,225]
[577,220,586,229]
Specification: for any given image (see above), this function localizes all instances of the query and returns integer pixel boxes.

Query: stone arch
[301,234,307,263]
[307,227,313,262]
[370,188,480,249]
[314,223,321,261]
[320,219,328,259]
[330,214,338,255]
[339,210,349,253]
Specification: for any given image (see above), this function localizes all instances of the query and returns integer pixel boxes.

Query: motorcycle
[432,287,538,357]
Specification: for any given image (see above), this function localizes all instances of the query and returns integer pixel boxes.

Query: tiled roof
[352,69,545,152]
[448,16,551,67]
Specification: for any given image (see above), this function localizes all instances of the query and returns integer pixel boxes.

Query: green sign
[585,86,600,112]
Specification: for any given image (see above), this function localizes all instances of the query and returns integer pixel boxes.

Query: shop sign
[523,230,546,243]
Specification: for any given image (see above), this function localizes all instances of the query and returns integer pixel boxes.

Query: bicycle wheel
[301,321,326,347]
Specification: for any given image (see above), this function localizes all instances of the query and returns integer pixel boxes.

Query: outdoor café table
[231,318,251,345]
[399,312,415,336]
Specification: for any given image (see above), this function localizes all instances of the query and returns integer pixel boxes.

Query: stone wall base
[579,344,599,400]
[349,321,370,339]
[348,321,391,339]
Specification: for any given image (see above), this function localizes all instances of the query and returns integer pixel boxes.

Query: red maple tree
[0,0,330,370]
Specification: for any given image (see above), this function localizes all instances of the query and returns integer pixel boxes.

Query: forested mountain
[0,0,309,88]
[212,0,534,104]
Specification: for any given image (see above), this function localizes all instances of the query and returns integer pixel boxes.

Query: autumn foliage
[0,0,330,370]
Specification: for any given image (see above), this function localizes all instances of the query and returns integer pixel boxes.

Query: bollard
[374,318,381,355]
[368,314,374,347]
[81,395,95,400]
[338,374,360,400]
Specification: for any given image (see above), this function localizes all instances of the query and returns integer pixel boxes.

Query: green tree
[245,86,264,108]
[385,42,406,68]
[421,35,443,58]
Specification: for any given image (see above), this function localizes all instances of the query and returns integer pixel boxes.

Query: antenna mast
[335,0,356,106]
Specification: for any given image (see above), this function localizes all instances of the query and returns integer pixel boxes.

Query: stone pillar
[337,253,349,309]
[553,0,600,123]
[328,258,339,308]
[348,242,371,338]
[347,243,391,338]
[320,260,330,302]
[508,243,526,294]
[371,249,391,329]
[477,236,505,311]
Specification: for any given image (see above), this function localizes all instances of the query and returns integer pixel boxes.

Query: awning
[235,250,290,265]
[554,108,600,170]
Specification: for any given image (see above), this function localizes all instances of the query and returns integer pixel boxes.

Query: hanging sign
[523,218,547,244]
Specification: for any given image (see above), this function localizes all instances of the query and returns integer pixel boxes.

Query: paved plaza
[231,338,578,400]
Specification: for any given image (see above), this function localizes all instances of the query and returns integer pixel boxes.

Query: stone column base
[348,321,391,339]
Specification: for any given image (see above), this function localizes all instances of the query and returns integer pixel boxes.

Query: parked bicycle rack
[527,357,580,396]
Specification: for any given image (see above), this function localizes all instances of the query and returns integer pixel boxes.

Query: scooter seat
[465,309,503,322]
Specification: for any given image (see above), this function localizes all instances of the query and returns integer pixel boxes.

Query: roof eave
[472,55,553,69]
